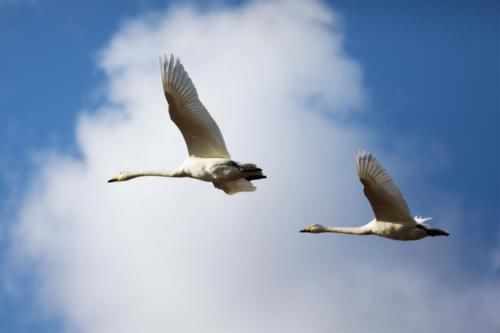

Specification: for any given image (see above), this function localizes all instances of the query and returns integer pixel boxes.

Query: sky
[0,0,498,332]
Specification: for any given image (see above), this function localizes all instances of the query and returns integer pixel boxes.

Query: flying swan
[300,151,449,240]
[108,55,266,194]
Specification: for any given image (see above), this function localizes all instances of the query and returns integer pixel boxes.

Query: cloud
[7,1,500,332]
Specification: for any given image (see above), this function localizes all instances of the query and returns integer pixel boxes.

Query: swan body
[108,55,266,194]
[300,151,449,241]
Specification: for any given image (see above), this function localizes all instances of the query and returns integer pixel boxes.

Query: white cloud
[8,1,500,332]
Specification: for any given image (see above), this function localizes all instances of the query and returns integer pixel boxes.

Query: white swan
[108,54,266,194]
[300,150,449,240]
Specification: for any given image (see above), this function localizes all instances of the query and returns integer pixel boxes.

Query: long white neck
[323,225,372,235]
[126,169,186,179]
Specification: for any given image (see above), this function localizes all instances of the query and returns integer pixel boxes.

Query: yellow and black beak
[107,177,118,183]
[299,228,309,233]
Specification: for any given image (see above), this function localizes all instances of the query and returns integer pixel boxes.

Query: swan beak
[107,178,118,183]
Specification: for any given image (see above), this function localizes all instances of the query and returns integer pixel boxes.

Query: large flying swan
[300,151,449,240]
[108,54,266,194]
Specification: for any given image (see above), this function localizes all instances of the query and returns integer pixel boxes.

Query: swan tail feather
[426,227,450,237]
[238,163,262,172]
[238,163,265,179]
[244,174,267,181]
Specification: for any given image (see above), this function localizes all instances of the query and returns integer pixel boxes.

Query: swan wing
[160,54,230,158]
[356,150,413,223]
[213,179,256,194]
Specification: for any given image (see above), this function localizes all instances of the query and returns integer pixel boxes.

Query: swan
[300,150,449,240]
[108,54,266,194]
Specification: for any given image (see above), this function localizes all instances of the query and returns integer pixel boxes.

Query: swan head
[300,224,326,233]
[107,171,133,183]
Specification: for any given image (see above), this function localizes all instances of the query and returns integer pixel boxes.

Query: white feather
[414,216,433,224]
[214,179,256,195]
[160,54,230,159]
[356,150,412,223]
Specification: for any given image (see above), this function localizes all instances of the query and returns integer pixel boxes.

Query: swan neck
[128,169,184,179]
[324,226,371,235]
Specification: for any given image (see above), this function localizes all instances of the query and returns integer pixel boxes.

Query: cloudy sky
[0,0,498,332]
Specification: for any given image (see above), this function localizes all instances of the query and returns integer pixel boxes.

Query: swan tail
[238,163,261,172]
[244,174,267,181]
[414,216,432,224]
[237,163,266,182]
[426,227,450,237]
[213,179,256,195]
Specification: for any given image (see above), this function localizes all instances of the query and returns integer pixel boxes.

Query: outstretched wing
[356,150,413,223]
[160,54,230,158]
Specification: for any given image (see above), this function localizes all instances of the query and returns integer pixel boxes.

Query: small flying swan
[300,151,449,240]
[108,55,266,194]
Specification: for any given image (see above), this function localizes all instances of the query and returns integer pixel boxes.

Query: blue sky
[0,1,498,332]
